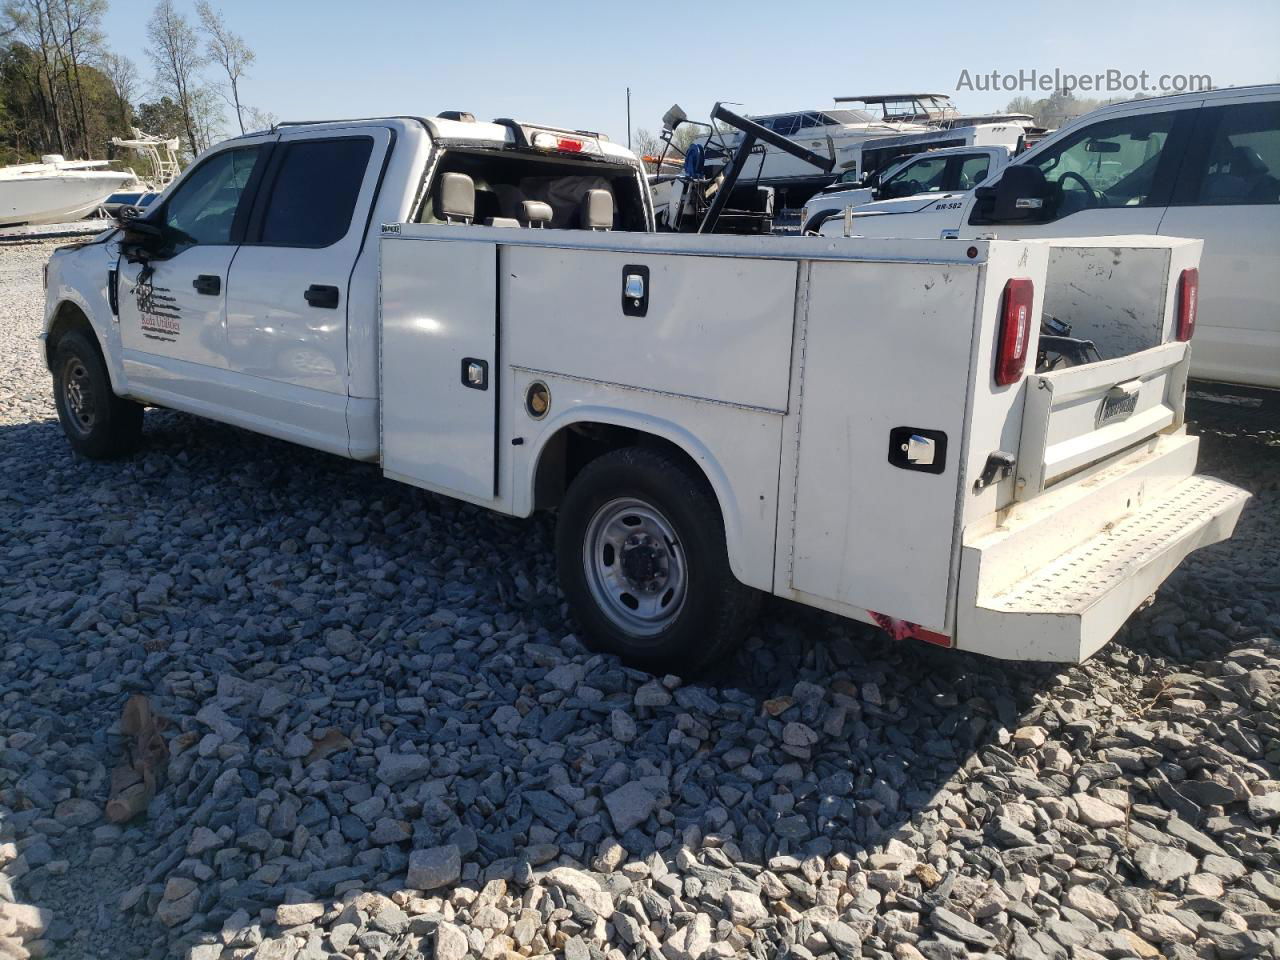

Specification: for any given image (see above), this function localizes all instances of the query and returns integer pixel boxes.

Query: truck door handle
[192,274,221,295]
[304,284,340,309]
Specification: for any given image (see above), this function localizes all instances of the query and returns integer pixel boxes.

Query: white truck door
[117,142,271,383]
[223,126,390,404]
[1157,94,1280,388]
[962,102,1200,242]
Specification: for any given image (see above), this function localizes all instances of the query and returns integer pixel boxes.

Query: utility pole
[626,87,632,149]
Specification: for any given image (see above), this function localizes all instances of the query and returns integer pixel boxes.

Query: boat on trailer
[0,155,138,227]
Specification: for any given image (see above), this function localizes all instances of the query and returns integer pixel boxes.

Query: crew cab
[801,145,1012,231]
[819,85,1280,390]
[41,113,1247,674]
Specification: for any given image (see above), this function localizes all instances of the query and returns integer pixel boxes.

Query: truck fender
[45,250,129,396]
[525,405,767,592]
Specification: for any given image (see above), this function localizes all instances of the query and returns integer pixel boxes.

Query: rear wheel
[555,446,759,675]
[51,329,143,459]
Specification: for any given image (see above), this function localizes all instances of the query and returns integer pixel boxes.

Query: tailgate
[1013,237,1201,499]
[1015,340,1188,496]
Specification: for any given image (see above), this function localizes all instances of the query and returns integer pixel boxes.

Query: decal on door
[132,268,181,342]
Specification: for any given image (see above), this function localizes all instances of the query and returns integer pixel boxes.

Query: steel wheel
[582,496,688,638]
[60,355,96,436]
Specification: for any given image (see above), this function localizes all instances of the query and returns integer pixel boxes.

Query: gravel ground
[1,239,1277,960]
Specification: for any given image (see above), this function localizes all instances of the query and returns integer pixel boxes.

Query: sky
[102,0,1280,146]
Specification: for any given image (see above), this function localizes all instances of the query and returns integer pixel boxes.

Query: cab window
[162,147,262,247]
[880,154,949,199]
[255,137,374,247]
[955,154,992,189]
[1028,111,1177,216]
[1191,101,1280,205]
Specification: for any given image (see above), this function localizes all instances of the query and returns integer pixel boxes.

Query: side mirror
[116,204,144,222]
[118,219,167,262]
[986,165,1051,222]
[662,103,687,131]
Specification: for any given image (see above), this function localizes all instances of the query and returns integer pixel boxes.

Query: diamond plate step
[982,475,1248,615]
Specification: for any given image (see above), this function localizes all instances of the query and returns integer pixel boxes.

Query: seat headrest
[582,189,613,230]
[438,172,475,223]
[485,216,520,228]
[521,200,553,227]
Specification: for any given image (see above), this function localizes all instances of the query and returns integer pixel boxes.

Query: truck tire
[555,445,760,675]
[51,329,143,459]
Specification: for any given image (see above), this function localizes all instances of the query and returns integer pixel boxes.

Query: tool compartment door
[380,237,498,502]
[788,259,979,630]
[502,246,796,412]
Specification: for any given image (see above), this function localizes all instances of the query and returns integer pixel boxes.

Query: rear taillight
[995,277,1034,386]
[1176,268,1198,342]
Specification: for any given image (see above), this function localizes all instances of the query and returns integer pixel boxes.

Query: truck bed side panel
[503,247,796,412]
[786,259,980,631]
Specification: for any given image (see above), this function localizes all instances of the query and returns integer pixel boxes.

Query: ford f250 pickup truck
[42,112,1249,674]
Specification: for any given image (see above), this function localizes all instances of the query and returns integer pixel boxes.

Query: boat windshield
[821,109,878,125]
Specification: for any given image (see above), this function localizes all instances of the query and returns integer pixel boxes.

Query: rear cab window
[253,137,375,247]
[1175,100,1280,206]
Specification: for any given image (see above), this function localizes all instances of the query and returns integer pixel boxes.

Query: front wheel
[555,446,760,675]
[51,329,143,459]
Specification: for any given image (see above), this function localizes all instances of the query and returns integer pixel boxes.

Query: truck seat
[581,189,613,230]
[436,172,475,224]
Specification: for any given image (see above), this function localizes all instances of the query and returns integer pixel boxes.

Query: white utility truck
[801,144,1014,233]
[42,114,1248,674]
[820,85,1280,391]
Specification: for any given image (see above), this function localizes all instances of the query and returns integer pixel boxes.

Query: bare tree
[195,0,252,134]
[145,0,208,156]
[100,50,139,129]
[241,104,275,133]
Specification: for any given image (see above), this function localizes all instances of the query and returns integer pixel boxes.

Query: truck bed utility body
[42,113,1247,671]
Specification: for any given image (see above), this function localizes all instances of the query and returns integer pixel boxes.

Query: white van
[821,85,1280,390]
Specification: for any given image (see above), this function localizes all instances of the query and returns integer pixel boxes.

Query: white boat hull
[0,170,136,226]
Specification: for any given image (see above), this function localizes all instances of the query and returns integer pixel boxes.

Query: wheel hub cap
[62,359,95,434]
[583,497,687,638]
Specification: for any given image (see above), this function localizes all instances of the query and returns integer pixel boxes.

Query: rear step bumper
[956,469,1248,663]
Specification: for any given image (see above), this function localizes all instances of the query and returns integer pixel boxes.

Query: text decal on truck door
[134,270,181,342]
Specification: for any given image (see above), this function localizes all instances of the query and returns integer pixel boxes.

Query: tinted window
[163,147,261,246]
[1030,111,1177,215]
[1194,102,1280,205]
[259,137,374,247]
[955,154,992,189]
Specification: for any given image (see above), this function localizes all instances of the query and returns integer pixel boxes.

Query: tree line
[0,0,268,170]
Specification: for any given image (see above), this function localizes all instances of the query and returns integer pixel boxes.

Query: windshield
[823,109,877,125]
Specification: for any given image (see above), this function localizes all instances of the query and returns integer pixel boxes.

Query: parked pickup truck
[800,144,1013,232]
[820,85,1280,391]
[42,113,1248,674]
